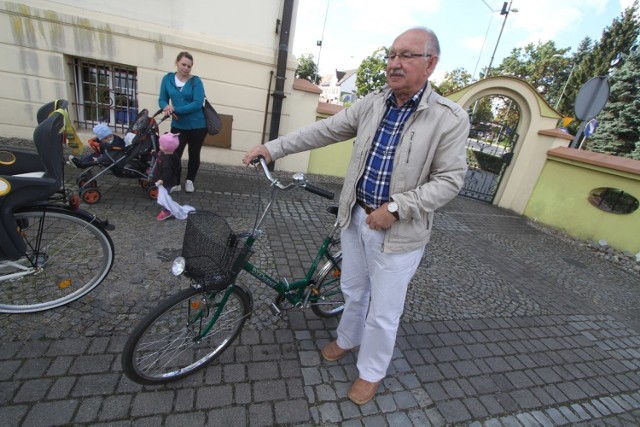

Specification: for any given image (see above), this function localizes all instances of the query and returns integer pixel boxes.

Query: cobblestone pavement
[1,152,640,426]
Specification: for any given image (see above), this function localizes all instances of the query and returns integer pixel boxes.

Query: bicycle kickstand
[269,302,282,317]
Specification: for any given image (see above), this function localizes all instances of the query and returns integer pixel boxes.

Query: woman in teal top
[158,51,207,193]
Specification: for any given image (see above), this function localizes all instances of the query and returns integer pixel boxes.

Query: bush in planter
[466,148,506,174]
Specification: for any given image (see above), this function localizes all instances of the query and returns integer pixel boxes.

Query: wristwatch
[387,201,399,220]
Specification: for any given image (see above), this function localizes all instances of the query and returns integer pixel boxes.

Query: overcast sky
[292,0,637,83]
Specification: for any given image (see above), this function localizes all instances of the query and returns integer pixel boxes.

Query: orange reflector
[191,300,201,309]
[58,279,72,289]
[332,270,340,278]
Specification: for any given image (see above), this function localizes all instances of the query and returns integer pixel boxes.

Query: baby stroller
[75,109,169,204]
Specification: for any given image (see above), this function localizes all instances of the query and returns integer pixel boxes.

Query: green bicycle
[122,157,344,385]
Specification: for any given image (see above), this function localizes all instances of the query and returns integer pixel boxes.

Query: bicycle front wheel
[122,285,251,385]
[0,207,114,313]
[311,251,344,318]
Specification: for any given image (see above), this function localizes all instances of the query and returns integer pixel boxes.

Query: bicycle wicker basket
[181,211,244,290]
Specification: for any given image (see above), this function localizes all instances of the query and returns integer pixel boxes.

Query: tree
[468,97,493,123]
[587,47,640,159]
[433,68,472,95]
[554,37,592,115]
[494,40,567,103]
[564,2,639,117]
[487,2,639,118]
[356,47,388,97]
[296,53,320,84]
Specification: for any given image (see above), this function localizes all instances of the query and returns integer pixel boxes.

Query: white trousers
[336,205,424,382]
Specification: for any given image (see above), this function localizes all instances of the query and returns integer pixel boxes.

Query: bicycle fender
[314,251,342,282]
[70,208,115,231]
[232,284,254,316]
[18,204,114,232]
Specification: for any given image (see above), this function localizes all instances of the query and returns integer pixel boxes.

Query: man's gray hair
[412,26,441,57]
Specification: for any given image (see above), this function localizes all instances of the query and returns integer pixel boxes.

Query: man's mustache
[388,70,405,77]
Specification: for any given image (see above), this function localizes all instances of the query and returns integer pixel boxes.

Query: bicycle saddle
[36,99,69,124]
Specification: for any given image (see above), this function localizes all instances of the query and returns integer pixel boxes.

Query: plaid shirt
[356,86,425,208]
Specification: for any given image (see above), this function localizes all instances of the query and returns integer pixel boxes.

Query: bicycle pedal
[269,302,282,317]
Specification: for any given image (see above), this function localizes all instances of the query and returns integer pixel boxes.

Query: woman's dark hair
[176,51,194,63]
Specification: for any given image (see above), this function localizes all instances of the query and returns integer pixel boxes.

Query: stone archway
[447,76,565,213]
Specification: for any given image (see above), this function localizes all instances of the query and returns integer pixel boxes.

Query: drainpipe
[267,0,294,169]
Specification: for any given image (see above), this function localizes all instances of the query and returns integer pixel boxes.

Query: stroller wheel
[77,177,98,189]
[147,185,158,200]
[81,188,102,204]
[139,179,150,189]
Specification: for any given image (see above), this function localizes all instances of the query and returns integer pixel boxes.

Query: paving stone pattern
[1,153,639,426]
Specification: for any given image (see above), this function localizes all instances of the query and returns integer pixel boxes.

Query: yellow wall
[307,139,352,178]
[525,151,640,253]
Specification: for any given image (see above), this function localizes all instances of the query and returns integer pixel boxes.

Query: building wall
[340,74,357,96]
[0,0,318,167]
[525,148,640,253]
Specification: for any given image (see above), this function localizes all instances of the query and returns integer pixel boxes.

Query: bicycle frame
[185,285,238,340]
[238,157,340,303]
[242,219,340,304]
[187,228,339,340]
[180,157,340,337]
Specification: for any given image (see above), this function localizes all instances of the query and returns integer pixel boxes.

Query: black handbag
[203,97,222,135]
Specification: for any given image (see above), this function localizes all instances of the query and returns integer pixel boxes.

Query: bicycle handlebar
[252,156,334,200]
[303,182,335,200]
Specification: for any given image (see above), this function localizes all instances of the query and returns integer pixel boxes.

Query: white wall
[342,74,357,95]
[11,0,288,52]
[0,0,324,169]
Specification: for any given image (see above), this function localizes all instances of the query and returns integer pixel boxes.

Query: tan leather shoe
[321,340,356,362]
[348,378,381,405]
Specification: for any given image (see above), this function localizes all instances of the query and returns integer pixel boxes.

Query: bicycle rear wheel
[122,285,251,385]
[0,207,114,313]
[311,251,344,318]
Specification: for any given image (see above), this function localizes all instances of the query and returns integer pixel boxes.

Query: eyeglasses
[385,52,433,62]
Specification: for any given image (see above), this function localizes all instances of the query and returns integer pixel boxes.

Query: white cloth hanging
[156,184,195,219]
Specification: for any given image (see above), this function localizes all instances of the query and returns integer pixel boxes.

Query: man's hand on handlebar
[242,145,272,167]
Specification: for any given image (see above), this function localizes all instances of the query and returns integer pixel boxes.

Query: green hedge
[466,148,505,174]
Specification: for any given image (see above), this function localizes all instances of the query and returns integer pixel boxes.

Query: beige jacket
[266,83,469,253]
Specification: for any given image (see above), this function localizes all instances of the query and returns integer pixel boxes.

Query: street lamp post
[473,1,499,80]
[485,0,517,78]
[315,0,330,85]
[554,62,577,110]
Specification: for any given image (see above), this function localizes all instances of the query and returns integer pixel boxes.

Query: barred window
[588,187,639,214]
[72,58,138,134]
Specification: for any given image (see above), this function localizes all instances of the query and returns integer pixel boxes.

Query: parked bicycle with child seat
[122,157,343,385]
[0,103,115,313]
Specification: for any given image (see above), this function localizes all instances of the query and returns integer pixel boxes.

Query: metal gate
[460,121,518,202]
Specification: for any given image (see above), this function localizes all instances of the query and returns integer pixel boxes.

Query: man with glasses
[243,27,469,404]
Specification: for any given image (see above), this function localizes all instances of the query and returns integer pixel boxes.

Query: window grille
[588,187,639,214]
[72,58,138,134]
